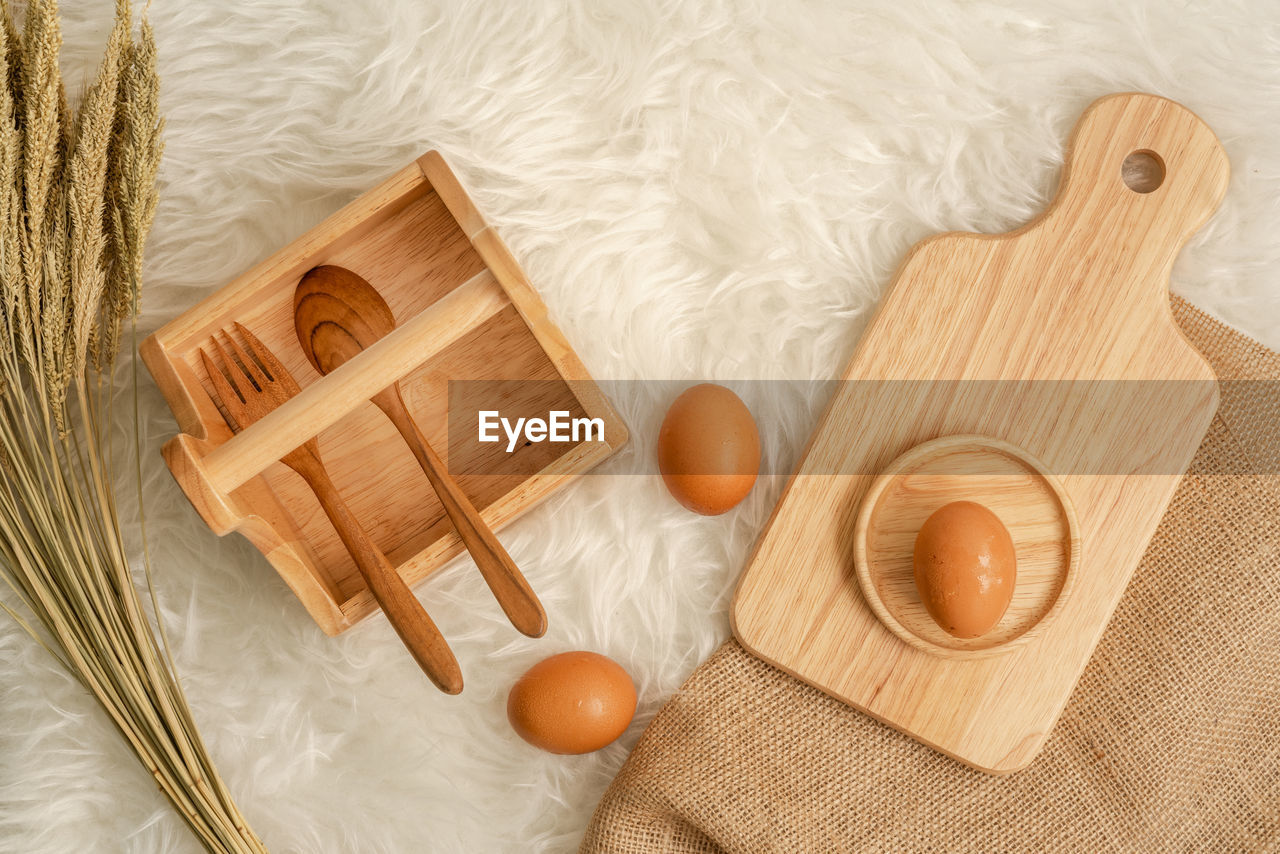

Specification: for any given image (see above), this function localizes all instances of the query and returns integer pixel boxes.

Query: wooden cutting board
[730,93,1229,773]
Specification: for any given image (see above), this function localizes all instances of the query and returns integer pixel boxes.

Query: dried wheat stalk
[0,2,267,851]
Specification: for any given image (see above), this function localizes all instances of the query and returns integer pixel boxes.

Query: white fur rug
[4,1,1280,851]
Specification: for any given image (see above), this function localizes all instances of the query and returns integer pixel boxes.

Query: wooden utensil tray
[143,152,627,635]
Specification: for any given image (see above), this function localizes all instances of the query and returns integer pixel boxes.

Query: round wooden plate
[854,435,1081,659]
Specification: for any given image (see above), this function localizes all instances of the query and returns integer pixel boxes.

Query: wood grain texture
[198,326,465,693]
[202,270,508,494]
[143,152,627,636]
[418,152,628,453]
[294,264,547,639]
[731,93,1228,772]
[291,447,464,694]
[854,435,1079,658]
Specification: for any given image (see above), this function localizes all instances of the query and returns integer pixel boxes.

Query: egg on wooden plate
[912,500,1017,639]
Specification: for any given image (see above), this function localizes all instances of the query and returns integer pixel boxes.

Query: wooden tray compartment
[143,152,627,635]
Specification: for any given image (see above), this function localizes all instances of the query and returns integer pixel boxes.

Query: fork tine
[235,322,296,390]
[199,347,244,432]
[208,336,248,400]
[222,329,270,390]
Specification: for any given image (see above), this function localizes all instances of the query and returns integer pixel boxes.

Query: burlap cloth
[581,298,1280,853]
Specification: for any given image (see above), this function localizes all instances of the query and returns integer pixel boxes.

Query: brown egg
[507,651,637,755]
[912,501,1017,639]
[657,383,760,515]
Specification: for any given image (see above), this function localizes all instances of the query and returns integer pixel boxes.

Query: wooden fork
[199,322,464,695]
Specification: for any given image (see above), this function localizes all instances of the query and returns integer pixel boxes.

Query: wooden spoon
[294,265,547,638]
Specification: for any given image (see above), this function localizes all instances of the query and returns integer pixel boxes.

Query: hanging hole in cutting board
[1121,150,1165,194]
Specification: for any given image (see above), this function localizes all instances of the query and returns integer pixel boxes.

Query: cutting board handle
[1052,93,1229,255]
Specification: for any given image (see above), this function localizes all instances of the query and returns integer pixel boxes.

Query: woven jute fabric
[581,297,1280,854]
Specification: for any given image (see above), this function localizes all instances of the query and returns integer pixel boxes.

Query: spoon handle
[374,386,548,638]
